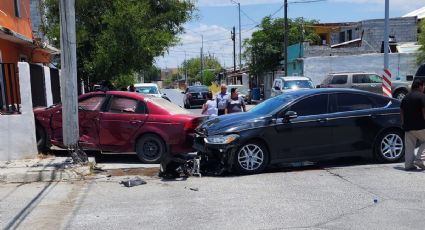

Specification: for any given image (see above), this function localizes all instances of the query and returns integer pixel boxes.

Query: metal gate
[50,68,61,104]
[0,63,20,113]
[29,64,47,107]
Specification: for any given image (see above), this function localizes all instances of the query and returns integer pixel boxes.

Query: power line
[240,8,259,25]
[289,0,326,4]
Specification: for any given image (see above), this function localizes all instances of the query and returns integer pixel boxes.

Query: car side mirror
[282,111,298,121]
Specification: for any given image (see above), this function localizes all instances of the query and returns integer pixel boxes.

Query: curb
[0,158,95,183]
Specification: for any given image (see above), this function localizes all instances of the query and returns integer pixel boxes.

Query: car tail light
[184,118,202,132]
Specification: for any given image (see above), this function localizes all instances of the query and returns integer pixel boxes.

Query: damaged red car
[34,91,205,163]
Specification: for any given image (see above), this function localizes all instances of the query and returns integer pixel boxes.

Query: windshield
[136,86,159,94]
[188,86,208,93]
[149,97,191,115]
[249,94,297,115]
[283,80,313,90]
[228,86,249,95]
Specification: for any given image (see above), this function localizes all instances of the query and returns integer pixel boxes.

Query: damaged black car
[194,88,404,175]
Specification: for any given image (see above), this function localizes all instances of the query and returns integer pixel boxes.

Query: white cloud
[329,0,424,12]
[196,0,281,7]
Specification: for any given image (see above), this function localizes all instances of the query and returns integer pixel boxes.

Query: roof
[403,6,425,19]
[277,76,311,81]
[134,83,158,87]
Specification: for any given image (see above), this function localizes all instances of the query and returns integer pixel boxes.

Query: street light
[230,0,242,69]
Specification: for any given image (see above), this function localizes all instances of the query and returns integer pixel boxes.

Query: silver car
[319,72,411,100]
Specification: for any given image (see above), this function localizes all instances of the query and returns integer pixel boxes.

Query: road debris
[119,177,147,187]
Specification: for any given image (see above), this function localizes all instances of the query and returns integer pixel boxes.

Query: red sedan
[34,91,205,163]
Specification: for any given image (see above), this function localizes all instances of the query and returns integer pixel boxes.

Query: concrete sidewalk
[0,156,94,183]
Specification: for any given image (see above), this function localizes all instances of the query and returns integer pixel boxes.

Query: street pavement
[1,161,425,229]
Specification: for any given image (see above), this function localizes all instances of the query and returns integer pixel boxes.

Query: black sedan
[194,88,404,174]
[183,85,209,109]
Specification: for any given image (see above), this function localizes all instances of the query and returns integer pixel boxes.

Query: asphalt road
[2,161,425,229]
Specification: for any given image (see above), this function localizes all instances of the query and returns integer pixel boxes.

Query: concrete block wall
[303,53,418,86]
[0,62,38,161]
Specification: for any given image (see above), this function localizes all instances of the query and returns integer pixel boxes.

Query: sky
[155,0,425,69]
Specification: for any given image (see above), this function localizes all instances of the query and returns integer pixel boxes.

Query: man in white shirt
[216,84,230,115]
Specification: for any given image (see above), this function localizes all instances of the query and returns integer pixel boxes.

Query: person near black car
[202,91,218,117]
[400,78,425,170]
[225,87,246,114]
[216,84,230,115]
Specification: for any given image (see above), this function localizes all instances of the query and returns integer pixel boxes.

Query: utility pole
[184,51,187,86]
[382,0,392,97]
[200,35,204,84]
[238,2,242,69]
[231,26,236,72]
[284,0,288,76]
[59,0,87,163]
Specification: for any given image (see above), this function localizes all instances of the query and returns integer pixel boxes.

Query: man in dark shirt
[400,78,425,170]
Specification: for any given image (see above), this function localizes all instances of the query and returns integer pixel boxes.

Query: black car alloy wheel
[136,134,166,164]
[234,141,269,174]
[375,130,404,163]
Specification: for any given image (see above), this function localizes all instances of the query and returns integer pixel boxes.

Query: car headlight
[204,134,239,144]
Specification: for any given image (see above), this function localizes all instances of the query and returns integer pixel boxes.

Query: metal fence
[0,63,21,114]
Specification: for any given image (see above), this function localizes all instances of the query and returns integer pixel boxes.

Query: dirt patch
[98,167,160,177]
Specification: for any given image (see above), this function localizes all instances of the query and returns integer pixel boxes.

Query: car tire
[35,124,49,153]
[393,89,407,100]
[233,141,269,174]
[136,134,166,164]
[374,129,404,163]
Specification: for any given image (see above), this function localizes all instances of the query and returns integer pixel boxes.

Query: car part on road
[119,176,147,187]
[136,134,166,164]
[374,130,404,163]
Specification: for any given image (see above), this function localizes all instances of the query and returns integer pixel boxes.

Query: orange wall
[0,0,33,40]
[0,38,50,64]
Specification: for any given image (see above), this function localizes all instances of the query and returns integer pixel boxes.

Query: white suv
[271,76,314,97]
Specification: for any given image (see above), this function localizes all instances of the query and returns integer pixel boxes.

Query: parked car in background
[132,83,170,101]
[318,72,411,100]
[34,91,205,163]
[227,85,251,104]
[271,76,314,97]
[194,88,403,175]
[414,63,425,83]
[182,85,209,109]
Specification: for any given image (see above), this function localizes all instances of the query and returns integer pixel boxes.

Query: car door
[272,94,333,160]
[328,75,349,88]
[327,92,380,155]
[99,96,148,152]
[50,95,105,145]
[352,74,381,94]
[272,79,283,97]
[78,95,106,150]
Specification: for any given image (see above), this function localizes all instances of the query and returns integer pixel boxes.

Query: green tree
[179,56,222,84]
[243,16,320,76]
[42,0,195,87]
[418,20,425,65]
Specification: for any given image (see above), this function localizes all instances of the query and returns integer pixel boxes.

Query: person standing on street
[202,91,218,117]
[400,78,425,170]
[225,87,246,114]
[216,84,230,115]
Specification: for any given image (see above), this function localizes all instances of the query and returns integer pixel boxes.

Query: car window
[283,80,313,89]
[135,86,158,94]
[149,97,191,115]
[188,86,208,93]
[109,97,139,113]
[79,95,105,111]
[368,74,383,83]
[330,75,347,84]
[371,95,391,108]
[289,94,328,116]
[273,80,282,90]
[353,74,369,83]
[336,93,374,112]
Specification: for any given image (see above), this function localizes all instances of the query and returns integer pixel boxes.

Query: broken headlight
[204,134,239,145]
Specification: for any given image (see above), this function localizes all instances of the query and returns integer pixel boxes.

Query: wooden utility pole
[60,0,87,163]
[284,0,288,76]
[232,26,236,72]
